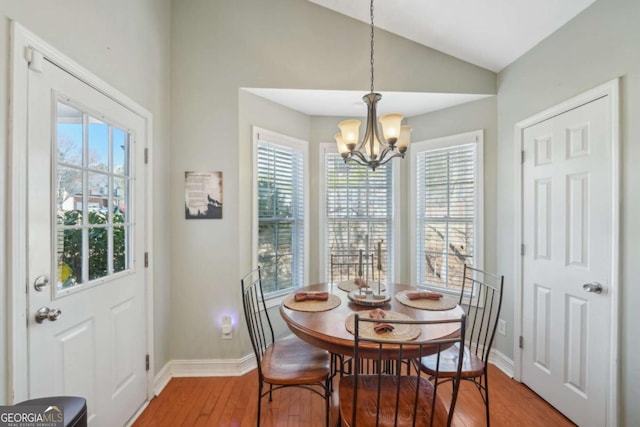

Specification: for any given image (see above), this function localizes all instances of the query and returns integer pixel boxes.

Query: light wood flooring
[132,364,575,426]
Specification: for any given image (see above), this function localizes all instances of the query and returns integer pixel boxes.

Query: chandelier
[334,0,412,171]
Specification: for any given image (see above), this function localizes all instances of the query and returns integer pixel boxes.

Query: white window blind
[324,153,394,283]
[257,139,305,294]
[416,142,477,291]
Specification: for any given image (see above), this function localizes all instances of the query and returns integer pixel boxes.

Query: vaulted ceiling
[247,0,597,117]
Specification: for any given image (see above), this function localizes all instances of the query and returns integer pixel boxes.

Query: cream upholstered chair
[241,266,331,426]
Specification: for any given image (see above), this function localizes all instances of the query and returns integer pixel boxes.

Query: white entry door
[521,95,613,426]
[26,54,148,426]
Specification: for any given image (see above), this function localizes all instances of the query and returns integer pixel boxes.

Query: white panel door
[522,96,611,427]
[27,55,147,427]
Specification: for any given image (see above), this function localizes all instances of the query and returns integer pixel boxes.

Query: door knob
[582,282,603,294]
[35,307,62,323]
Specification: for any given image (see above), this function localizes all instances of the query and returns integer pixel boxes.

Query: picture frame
[184,171,223,219]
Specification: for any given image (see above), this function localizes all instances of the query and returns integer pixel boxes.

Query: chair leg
[448,377,461,427]
[268,383,273,402]
[325,379,331,427]
[483,371,491,427]
[257,382,263,427]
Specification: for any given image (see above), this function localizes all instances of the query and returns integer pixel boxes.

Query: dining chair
[339,314,467,427]
[417,265,504,427]
[330,251,375,376]
[241,266,331,427]
[330,252,375,284]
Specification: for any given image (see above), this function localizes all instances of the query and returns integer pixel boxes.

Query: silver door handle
[582,282,603,294]
[35,307,62,323]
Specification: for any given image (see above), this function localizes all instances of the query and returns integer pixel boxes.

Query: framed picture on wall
[184,171,223,219]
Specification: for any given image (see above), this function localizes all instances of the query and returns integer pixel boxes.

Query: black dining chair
[417,265,504,427]
[241,266,331,426]
[339,314,467,427]
[330,251,377,378]
[330,251,375,285]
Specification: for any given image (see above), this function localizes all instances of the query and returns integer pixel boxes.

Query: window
[410,131,483,292]
[320,144,397,284]
[254,128,308,295]
[56,100,132,291]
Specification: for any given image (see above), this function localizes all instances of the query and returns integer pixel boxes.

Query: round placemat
[337,279,387,292]
[345,310,421,341]
[283,293,341,312]
[395,290,458,311]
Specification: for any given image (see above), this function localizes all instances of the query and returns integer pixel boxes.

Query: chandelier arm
[377,151,405,167]
[377,145,401,165]
[343,157,367,167]
[348,150,373,165]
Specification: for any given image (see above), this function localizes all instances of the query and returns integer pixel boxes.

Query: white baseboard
[153,361,173,396]
[489,348,514,378]
[150,348,513,398]
[153,354,257,396]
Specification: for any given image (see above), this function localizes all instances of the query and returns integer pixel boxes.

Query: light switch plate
[498,319,506,336]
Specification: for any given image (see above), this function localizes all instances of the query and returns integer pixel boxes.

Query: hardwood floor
[132,364,575,426]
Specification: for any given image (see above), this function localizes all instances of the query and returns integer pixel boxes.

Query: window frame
[252,127,309,299]
[318,142,401,284]
[409,130,484,296]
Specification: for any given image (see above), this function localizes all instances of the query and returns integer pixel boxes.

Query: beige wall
[0,0,172,404]
[496,0,640,423]
[169,0,496,363]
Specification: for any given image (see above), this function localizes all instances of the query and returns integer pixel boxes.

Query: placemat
[337,280,387,292]
[395,290,458,311]
[283,293,341,312]
[345,310,421,341]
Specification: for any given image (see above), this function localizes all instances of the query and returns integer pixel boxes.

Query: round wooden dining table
[280,282,465,359]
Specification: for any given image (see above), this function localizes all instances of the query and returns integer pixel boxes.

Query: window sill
[264,293,287,310]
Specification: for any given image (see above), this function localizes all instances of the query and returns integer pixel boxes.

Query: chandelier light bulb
[338,119,361,150]
[397,126,412,153]
[379,113,403,144]
[334,133,350,158]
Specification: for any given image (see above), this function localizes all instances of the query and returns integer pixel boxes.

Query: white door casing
[514,81,619,427]
[8,21,155,421]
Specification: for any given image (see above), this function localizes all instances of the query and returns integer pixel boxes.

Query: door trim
[513,79,619,427]
[8,21,155,404]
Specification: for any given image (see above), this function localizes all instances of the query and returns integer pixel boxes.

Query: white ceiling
[309,0,597,73]
[247,0,596,118]
[244,88,492,118]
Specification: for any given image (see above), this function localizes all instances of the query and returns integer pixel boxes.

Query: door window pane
[88,119,109,170]
[88,226,109,280]
[56,103,83,166]
[55,100,134,291]
[113,225,128,273]
[57,228,83,288]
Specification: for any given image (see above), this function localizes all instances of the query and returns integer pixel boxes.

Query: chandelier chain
[370,0,375,94]
[335,0,411,171]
